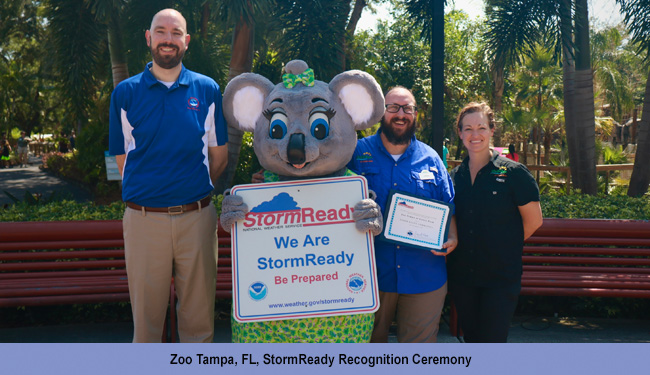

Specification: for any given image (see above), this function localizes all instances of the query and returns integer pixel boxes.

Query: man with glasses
[347,86,458,342]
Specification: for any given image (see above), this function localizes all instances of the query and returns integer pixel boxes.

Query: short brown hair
[456,102,495,132]
[385,85,416,102]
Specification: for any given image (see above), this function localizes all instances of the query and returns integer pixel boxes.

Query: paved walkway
[1,314,649,343]
[0,154,93,207]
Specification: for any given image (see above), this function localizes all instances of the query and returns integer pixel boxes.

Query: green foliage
[272,0,349,81]
[592,25,643,122]
[540,192,649,219]
[48,0,105,129]
[350,8,490,144]
[618,0,650,61]
[0,200,125,222]
[231,131,261,187]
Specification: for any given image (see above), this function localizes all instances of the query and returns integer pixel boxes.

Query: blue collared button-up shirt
[347,130,455,294]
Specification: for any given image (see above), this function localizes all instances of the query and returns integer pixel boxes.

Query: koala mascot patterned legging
[220,60,386,343]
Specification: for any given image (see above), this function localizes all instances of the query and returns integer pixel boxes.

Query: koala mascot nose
[287,133,306,165]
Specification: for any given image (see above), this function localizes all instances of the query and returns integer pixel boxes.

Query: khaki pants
[123,203,218,343]
[370,282,447,343]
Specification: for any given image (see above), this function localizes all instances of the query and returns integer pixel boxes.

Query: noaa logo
[248,282,267,301]
[187,97,200,110]
[346,273,367,294]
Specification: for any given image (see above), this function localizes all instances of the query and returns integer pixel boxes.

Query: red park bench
[0,220,232,343]
[2,218,649,341]
[449,218,650,336]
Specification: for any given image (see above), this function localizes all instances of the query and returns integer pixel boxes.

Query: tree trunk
[627,69,650,197]
[491,62,505,146]
[200,2,210,40]
[491,63,504,114]
[560,0,579,189]
[573,0,598,195]
[543,127,552,165]
[346,0,366,36]
[214,16,255,195]
[342,0,367,70]
[107,7,129,88]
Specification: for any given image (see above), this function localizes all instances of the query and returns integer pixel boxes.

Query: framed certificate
[379,190,453,251]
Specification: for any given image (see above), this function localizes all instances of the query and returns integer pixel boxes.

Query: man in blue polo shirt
[109,8,228,343]
[347,86,457,343]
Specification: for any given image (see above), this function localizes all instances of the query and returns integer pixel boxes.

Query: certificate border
[379,189,454,252]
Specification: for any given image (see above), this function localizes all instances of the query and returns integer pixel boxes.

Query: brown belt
[126,196,212,215]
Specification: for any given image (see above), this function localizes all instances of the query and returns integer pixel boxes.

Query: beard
[150,38,185,69]
[380,115,417,145]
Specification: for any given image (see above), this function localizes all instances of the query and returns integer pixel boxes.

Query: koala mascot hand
[221,60,385,343]
[219,194,248,233]
[353,198,383,236]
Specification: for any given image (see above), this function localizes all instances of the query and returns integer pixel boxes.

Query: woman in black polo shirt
[448,102,543,343]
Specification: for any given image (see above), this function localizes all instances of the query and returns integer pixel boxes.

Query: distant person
[58,133,69,153]
[448,102,543,343]
[17,131,31,167]
[0,140,11,168]
[68,131,76,150]
[442,138,450,169]
[505,143,519,162]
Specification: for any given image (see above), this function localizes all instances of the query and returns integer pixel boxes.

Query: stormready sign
[230,176,379,322]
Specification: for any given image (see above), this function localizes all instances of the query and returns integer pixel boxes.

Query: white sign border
[230,176,379,322]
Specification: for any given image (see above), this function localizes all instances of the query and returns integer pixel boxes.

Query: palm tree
[617,0,650,196]
[485,0,598,194]
[513,45,563,166]
[48,0,105,134]
[212,0,270,194]
[87,0,130,88]
[401,0,446,155]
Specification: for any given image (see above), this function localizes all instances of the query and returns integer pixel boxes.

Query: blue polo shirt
[109,62,228,207]
[347,129,455,294]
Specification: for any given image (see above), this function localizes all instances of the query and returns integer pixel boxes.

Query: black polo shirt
[448,151,540,287]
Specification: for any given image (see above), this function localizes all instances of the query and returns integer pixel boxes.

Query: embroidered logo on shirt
[490,166,508,178]
[187,97,200,111]
[356,152,373,163]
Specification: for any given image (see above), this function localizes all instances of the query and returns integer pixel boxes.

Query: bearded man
[109,8,228,343]
[347,86,458,343]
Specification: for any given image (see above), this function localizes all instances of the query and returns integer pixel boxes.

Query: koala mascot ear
[329,70,385,131]
[223,73,275,132]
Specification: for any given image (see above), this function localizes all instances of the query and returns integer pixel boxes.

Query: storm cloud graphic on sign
[251,192,300,212]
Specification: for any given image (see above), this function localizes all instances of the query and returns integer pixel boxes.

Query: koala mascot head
[223,60,385,178]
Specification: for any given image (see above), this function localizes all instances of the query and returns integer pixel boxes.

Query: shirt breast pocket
[410,170,440,199]
[358,165,381,185]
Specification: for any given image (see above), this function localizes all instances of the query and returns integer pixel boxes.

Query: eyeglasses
[385,104,417,114]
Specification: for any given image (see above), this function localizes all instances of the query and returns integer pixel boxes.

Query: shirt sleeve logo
[187,97,200,111]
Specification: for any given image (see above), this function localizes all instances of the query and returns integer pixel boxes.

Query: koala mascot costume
[220,60,385,343]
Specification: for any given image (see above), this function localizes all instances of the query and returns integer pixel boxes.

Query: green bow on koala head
[282,68,315,89]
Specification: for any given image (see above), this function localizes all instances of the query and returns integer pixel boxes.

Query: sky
[357,0,624,32]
